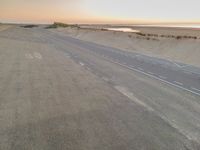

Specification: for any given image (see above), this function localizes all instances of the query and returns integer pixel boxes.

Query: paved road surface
[48,30,200,96]
[0,26,200,149]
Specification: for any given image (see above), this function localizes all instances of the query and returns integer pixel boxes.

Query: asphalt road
[49,30,200,96]
[0,26,200,149]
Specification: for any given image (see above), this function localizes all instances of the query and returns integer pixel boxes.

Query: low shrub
[21,25,38,28]
[136,32,146,36]
[45,22,79,29]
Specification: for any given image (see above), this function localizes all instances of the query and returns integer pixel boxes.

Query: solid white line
[172,61,187,68]
[147,71,154,75]
[123,62,127,65]
[191,87,200,92]
[173,62,184,68]
[131,65,135,68]
[138,67,144,71]
[106,59,200,96]
[174,81,183,86]
[158,75,167,79]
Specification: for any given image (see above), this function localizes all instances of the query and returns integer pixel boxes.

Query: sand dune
[53,26,200,67]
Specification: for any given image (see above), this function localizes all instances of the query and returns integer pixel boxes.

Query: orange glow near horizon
[1,0,200,24]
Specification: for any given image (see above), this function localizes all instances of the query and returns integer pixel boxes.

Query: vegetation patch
[136,32,198,40]
[136,33,146,36]
[21,25,38,28]
[45,22,80,29]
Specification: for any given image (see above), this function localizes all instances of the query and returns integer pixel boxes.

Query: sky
[0,0,200,24]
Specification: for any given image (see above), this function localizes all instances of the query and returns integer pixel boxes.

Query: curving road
[47,30,200,96]
[0,26,200,150]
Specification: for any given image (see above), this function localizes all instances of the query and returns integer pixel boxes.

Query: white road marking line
[158,75,167,79]
[191,87,200,92]
[131,65,135,68]
[147,71,154,75]
[34,52,42,59]
[183,71,192,75]
[106,59,200,96]
[25,53,33,59]
[174,81,183,86]
[79,62,85,66]
[172,62,187,68]
[138,67,144,71]
[115,86,154,111]
[123,62,127,65]
[173,62,183,68]
[135,54,140,58]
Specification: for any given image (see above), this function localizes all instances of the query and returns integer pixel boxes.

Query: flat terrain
[55,26,200,67]
[0,25,11,32]
[0,26,200,150]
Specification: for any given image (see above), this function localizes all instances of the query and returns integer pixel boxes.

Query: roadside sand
[53,26,200,67]
[0,25,12,32]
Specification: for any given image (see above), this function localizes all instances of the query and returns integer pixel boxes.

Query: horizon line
[1,20,200,25]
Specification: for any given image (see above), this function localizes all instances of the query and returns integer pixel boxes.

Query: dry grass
[46,22,80,29]
[136,32,199,40]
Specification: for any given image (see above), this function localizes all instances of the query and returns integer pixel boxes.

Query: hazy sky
[0,0,200,24]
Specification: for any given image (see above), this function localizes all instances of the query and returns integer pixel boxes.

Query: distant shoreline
[79,24,200,30]
[130,25,200,30]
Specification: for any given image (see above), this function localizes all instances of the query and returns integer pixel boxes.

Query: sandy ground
[0,24,12,32]
[53,26,200,67]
